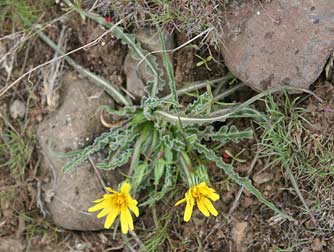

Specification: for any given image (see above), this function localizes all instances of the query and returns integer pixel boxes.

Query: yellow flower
[88,182,139,234]
[175,182,220,222]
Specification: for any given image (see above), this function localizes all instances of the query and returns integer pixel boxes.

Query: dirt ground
[1,2,334,252]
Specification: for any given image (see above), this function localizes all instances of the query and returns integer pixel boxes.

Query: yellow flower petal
[128,202,139,217]
[90,182,138,233]
[198,182,207,187]
[186,190,194,204]
[206,191,220,201]
[184,201,194,222]
[121,182,131,194]
[175,198,186,206]
[202,197,218,216]
[125,208,134,230]
[120,208,129,234]
[197,183,220,201]
[106,187,117,194]
[88,202,105,213]
[104,210,119,229]
[184,192,194,222]
[198,183,211,192]
[97,208,110,219]
[175,182,220,222]
[197,198,210,217]
[127,197,138,205]
[92,198,104,203]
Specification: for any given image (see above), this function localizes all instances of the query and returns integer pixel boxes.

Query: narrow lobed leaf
[194,142,293,221]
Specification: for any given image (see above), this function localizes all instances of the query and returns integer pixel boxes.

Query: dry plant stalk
[41,26,67,111]
[0,33,26,81]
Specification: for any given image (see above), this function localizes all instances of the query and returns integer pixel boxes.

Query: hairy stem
[155,86,322,124]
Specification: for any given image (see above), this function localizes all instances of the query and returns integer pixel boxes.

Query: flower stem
[180,151,193,186]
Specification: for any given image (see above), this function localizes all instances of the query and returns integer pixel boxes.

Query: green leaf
[211,125,253,143]
[187,125,253,144]
[156,24,178,107]
[185,91,212,115]
[133,162,149,190]
[193,165,210,184]
[185,134,198,147]
[141,164,175,206]
[154,159,165,185]
[194,142,293,221]
[163,145,173,164]
[63,127,132,173]
[96,148,134,170]
[160,134,185,152]
[143,97,179,120]
[129,111,147,127]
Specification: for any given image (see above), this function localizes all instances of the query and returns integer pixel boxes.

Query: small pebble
[252,171,274,184]
[9,99,26,119]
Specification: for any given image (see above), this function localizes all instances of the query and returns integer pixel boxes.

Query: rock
[124,55,146,97]
[240,196,254,208]
[252,171,274,185]
[232,221,248,252]
[222,0,334,91]
[9,100,25,119]
[235,163,251,173]
[124,27,174,97]
[37,72,123,231]
[311,238,326,252]
[0,237,25,252]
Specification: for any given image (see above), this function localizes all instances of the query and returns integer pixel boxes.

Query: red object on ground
[105,17,112,23]
[223,151,230,163]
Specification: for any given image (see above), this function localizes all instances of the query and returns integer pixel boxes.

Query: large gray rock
[222,0,334,91]
[38,73,122,231]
